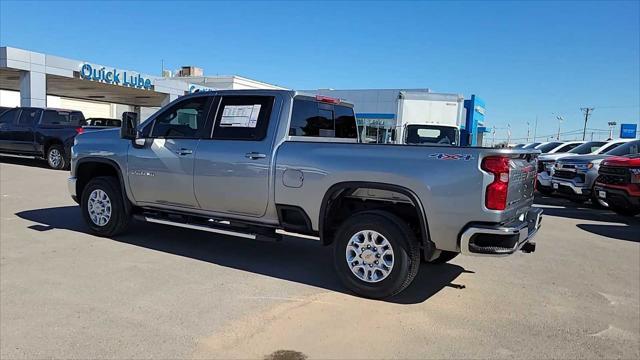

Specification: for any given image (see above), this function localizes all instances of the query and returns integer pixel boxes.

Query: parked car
[550,140,640,204]
[68,90,542,299]
[536,140,631,195]
[594,154,640,216]
[0,107,85,169]
[84,117,122,129]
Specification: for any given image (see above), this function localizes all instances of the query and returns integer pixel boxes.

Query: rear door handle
[175,148,193,156]
[245,152,266,160]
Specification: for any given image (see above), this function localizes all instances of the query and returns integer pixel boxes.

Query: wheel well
[76,161,121,199]
[43,139,63,155]
[320,183,433,255]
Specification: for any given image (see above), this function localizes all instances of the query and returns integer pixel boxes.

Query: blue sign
[620,123,638,139]
[80,63,153,90]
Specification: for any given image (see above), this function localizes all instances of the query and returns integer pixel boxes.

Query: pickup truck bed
[69,90,541,299]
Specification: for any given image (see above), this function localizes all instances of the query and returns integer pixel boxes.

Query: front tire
[46,145,67,170]
[81,176,131,236]
[333,211,420,299]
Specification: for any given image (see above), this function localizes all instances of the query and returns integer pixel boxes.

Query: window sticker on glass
[220,104,261,128]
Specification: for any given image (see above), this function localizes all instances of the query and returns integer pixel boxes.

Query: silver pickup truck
[68,90,541,299]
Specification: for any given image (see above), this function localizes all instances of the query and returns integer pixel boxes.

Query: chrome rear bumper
[460,208,542,257]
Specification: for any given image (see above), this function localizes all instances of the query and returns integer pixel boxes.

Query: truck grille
[598,166,630,185]
[553,170,576,179]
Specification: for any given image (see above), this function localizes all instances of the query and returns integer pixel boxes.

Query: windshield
[405,125,458,145]
[536,142,563,153]
[605,140,639,156]
[568,141,606,154]
[522,142,541,149]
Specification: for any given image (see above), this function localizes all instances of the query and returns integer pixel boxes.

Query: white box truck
[310,89,465,145]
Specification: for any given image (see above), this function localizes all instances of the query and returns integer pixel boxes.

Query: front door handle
[245,152,266,160]
[175,148,193,156]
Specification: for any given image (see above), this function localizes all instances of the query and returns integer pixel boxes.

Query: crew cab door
[127,96,213,208]
[194,95,277,217]
[0,108,19,151]
[13,108,39,153]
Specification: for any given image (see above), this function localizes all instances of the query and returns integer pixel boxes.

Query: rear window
[289,99,357,139]
[405,125,458,145]
[41,110,85,126]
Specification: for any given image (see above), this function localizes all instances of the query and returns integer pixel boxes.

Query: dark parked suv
[0,107,85,169]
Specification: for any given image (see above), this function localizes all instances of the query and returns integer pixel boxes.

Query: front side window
[0,109,19,124]
[17,109,42,126]
[150,97,211,138]
[289,99,357,139]
[211,95,274,141]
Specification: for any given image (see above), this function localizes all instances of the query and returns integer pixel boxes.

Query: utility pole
[526,121,530,142]
[556,116,564,140]
[581,107,594,140]
[491,127,496,147]
[533,115,538,142]
[506,124,511,145]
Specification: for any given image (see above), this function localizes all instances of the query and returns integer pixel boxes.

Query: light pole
[581,107,594,140]
[526,121,530,142]
[607,121,617,140]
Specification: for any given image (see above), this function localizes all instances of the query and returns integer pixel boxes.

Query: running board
[135,215,269,240]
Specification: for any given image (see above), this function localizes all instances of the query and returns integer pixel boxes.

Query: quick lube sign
[80,63,153,90]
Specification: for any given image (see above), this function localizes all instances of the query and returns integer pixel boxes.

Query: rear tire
[81,176,131,236]
[46,144,67,170]
[333,211,420,299]
[426,250,459,264]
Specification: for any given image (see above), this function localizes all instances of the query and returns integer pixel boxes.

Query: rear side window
[18,109,42,126]
[289,99,357,139]
[41,110,85,126]
[211,96,274,141]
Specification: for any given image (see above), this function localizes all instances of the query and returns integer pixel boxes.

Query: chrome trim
[550,179,585,194]
[460,211,541,257]
[67,176,77,197]
[142,217,257,240]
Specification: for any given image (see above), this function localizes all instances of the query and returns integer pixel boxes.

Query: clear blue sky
[1,0,638,142]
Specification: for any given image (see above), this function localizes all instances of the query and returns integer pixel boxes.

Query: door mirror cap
[120,112,139,140]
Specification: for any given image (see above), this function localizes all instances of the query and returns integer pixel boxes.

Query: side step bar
[134,214,280,241]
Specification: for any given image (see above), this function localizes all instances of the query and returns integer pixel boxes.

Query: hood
[602,155,640,167]
[558,154,609,163]
[538,153,574,161]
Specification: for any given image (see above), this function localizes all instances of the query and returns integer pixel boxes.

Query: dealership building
[0,46,285,121]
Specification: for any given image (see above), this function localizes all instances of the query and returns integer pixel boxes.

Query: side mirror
[120,112,138,140]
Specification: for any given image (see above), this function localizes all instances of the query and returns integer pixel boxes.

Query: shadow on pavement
[576,224,640,242]
[0,155,51,169]
[15,206,467,305]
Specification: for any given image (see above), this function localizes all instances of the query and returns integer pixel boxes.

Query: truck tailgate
[506,154,538,211]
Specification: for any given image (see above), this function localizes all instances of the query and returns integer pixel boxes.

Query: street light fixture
[556,115,564,140]
[607,121,617,140]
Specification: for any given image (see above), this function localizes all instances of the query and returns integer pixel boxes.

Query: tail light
[75,127,84,134]
[482,156,511,210]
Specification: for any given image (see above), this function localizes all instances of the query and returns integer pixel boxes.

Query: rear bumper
[460,208,542,256]
[68,176,78,203]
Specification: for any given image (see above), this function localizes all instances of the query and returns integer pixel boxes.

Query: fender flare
[318,181,434,253]
[75,157,132,206]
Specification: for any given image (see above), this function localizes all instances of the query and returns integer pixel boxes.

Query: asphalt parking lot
[1,156,639,359]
